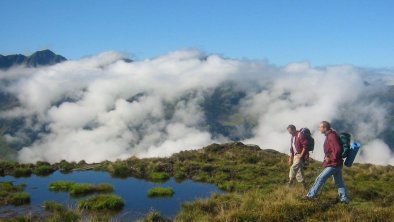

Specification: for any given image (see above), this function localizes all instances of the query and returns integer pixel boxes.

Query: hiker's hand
[324,156,330,162]
[288,158,293,166]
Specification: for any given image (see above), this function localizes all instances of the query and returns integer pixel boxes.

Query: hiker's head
[319,121,331,134]
[287,124,297,136]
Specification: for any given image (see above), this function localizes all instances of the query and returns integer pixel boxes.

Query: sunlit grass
[147,187,174,198]
[49,181,75,192]
[49,181,113,196]
[33,165,55,176]
[1,142,394,221]
[77,194,124,211]
[149,172,170,182]
[7,192,30,206]
[175,185,394,222]
[0,181,29,206]
[142,210,171,222]
[43,200,66,212]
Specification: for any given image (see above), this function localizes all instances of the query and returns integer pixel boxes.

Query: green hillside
[1,142,393,221]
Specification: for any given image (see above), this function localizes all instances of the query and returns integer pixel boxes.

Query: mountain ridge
[0,49,67,69]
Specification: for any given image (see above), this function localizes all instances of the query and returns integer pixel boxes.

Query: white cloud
[357,140,394,165]
[0,50,393,165]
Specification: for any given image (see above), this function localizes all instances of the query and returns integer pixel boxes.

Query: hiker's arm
[298,133,308,159]
[289,146,294,165]
[332,141,342,162]
[299,148,307,159]
[328,134,341,162]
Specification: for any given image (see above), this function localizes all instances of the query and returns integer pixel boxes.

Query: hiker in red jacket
[287,124,308,190]
[305,121,349,203]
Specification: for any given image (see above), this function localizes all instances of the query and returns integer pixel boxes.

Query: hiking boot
[334,197,349,205]
[340,199,350,205]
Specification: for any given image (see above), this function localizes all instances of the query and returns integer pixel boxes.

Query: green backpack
[338,132,351,159]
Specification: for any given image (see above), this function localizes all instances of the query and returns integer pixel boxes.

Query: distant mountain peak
[31,49,56,56]
[0,50,67,70]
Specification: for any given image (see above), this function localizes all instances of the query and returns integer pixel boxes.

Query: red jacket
[323,130,343,167]
[289,131,308,156]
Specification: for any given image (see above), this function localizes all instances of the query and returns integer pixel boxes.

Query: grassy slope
[103,142,394,221]
[1,142,393,221]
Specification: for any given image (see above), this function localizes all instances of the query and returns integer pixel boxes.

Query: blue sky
[1,0,393,68]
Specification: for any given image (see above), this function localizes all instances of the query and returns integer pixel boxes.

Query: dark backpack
[338,132,351,159]
[299,128,315,152]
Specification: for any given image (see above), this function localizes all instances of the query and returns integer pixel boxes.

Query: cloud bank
[0,50,393,165]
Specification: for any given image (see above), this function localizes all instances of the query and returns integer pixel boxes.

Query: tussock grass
[48,181,113,196]
[107,161,131,178]
[43,201,66,212]
[0,160,34,178]
[149,172,170,182]
[0,160,18,176]
[1,142,394,221]
[56,160,76,174]
[77,194,124,211]
[169,143,394,221]
[95,183,114,193]
[175,186,394,222]
[47,210,80,222]
[12,167,32,177]
[7,192,30,205]
[49,181,75,191]
[33,165,55,176]
[69,183,95,196]
[0,181,29,206]
[305,204,394,222]
[142,210,171,222]
[42,201,80,222]
[0,181,16,192]
[147,187,174,197]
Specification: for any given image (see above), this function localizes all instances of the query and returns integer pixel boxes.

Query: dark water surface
[0,171,223,221]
